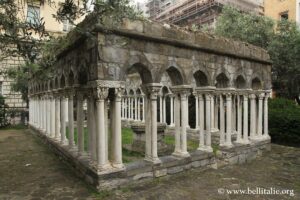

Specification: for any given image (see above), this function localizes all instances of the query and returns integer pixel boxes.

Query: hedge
[269,98,300,147]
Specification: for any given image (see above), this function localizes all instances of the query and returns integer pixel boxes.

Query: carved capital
[258,93,265,100]
[249,93,257,100]
[115,87,124,100]
[94,87,109,100]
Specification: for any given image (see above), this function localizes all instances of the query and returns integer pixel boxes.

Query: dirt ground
[0,128,299,200]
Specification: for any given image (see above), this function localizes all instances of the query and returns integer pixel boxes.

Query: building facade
[264,0,300,24]
[0,0,80,123]
[150,0,263,28]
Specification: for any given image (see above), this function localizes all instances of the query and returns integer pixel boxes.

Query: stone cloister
[28,18,272,190]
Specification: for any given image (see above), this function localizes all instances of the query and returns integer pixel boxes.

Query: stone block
[154,169,167,177]
[132,172,153,181]
[167,166,184,174]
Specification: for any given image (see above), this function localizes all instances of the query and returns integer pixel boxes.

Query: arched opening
[127,63,153,84]
[193,70,208,87]
[252,77,262,90]
[60,74,65,88]
[78,68,88,85]
[166,66,183,85]
[55,77,59,89]
[68,70,75,86]
[216,73,229,88]
[236,75,246,89]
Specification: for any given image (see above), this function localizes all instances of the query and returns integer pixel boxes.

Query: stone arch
[55,77,59,89]
[235,75,247,89]
[165,66,184,86]
[193,70,209,87]
[252,77,262,90]
[215,73,230,88]
[127,63,153,84]
[129,89,135,95]
[161,86,170,95]
[136,88,142,95]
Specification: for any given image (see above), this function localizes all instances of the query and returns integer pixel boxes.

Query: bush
[269,98,300,147]
[0,95,8,128]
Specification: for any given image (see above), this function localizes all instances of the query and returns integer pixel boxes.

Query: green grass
[163,135,198,151]
[0,124,27,130]
[122,128,134,144]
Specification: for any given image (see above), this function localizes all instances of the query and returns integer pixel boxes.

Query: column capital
[249,93,257,99]
[258,93,265,100]
[142,83,162,99]
[94,87,109,100]
[115,87,124,101]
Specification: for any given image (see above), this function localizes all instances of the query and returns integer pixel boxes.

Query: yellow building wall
[264,0,297,21]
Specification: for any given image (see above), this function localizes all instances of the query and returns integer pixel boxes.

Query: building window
[26,5,40,25]
[280,11,289,20]
[63,19,74,32]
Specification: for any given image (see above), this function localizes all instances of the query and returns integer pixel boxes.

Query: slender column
[43,97,46,132]
[210,95,215,130]
[130,97,134,120]
[173,94,181,154]
[263,92,270,139]
[46,97,51,135]
[50,96,56,138]
[144,84,161,163]
[225,93,233,147]
[134,96,138,121]
[214,98,219,130]
[95,87,110,170]
[219,94,225,146]
[170,95,174,126]
[236,94,243,143]
[77,93,85,155]
[60,96,68,145]
[205,94,213,151]
[68,93,75,148]
[232,95,236,133]
[186,95,190,128]
[257,93,264,139]
[137,97,141,121]
[195,93,199,128]
[89,96,97,165]
[243,94,249,143]
[197,94,205,149]
[142,96,145,122]
[159,96,163,123]
[249,94,257,140]
[111,88,124,168]
[55,96,61,141]
[163,96,166,123]
[179,91,189,156]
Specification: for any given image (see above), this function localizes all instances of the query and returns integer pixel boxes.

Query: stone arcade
[28,17,272,190]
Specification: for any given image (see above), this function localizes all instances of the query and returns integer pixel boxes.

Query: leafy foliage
[0,95,8,127]
[269,98,300,147]
[214,6,300,101]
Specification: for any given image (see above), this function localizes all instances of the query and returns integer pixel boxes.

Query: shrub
[269,98,300,147]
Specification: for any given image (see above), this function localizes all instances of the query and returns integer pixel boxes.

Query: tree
[215,6,300,102]
[0,0,142,106]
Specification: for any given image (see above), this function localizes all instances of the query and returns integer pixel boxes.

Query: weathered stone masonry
[28,17,272,190]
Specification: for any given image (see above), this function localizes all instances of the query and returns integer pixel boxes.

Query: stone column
[111,88,124,169]
[214,98,219,130]
[173,94,181,155]
[43,97,47,133]
[170,95,174,126]
[249,94,257,140]
[197,94,205,150]
[134,96,138,121]
[142,95,145,122]
[144,84,161,163]
[263,92,270,139]
[88,96,97,166]
[50,96,56,138]
[210,95,215,130]
[77,93,85,155]
[95,87,110,170]
[68,92,75,148]
[130,97,134,120]
[159,95,163,123]
[257,93,264,139]
[232,95,237,133]
[219,94,225,146]
[55,96,61,141]
[243,94,250,143]
[137,96,141,121]
[179,91,189,156]
[163,96,166,123]
[225,93,233,147]
[194,93,199,128]
[60,96,68,145]
[204,93,213,152]
[46,96,51,135]
[236,94,243,143]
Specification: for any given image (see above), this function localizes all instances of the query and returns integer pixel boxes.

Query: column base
[235,138,244,144]
[172,151,190,158]
[144,156,161,164]
[203,146,213,153]
[96,163,112,174]
[263,135,271,140]
[240,139,251,144]
[112,163,125,169]
[220,143,233,149]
